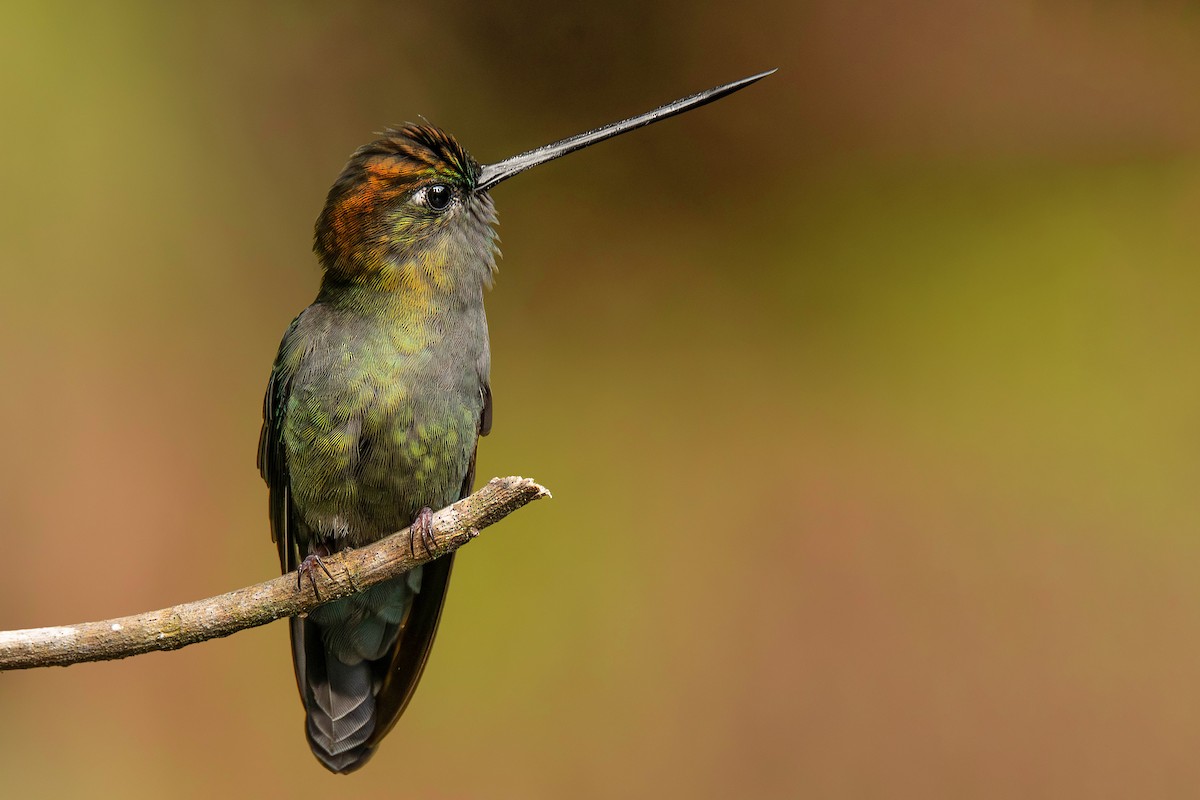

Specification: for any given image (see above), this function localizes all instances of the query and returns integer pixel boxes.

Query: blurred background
[2,1,1199,797]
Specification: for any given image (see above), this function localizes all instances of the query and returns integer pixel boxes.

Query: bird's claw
[409,506,438,559]
[296,551,334,599]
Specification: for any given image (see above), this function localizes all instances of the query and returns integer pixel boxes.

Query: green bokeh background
[3,2,1199,797]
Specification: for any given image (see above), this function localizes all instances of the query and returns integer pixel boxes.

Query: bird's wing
[480,381,492,437]
[366,381,492,746]
[257,313,305,574]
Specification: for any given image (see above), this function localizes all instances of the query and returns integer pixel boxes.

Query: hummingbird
[258,68,774,773]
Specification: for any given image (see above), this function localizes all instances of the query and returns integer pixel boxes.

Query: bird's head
[314,125,498,295]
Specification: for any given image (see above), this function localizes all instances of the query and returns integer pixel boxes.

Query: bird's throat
[317,247,487,324]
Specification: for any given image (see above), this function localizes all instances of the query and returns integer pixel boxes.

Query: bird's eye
[423,183,453,212]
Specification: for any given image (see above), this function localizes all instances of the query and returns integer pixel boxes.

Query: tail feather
[295,618,379,772]
[290,563,452,774]
[305,651,375,751]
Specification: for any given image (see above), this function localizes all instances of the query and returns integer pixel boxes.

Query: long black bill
[475,69,776,192]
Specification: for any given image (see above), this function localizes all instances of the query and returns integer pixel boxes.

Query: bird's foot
[409,506,437,559]
[297,543,334,599]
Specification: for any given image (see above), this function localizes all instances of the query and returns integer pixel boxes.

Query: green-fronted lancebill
[257,68,774,773]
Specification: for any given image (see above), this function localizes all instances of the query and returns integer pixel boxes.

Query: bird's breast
[285,306,488,545]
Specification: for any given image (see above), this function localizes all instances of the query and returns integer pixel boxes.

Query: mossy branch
[0,476,550,671]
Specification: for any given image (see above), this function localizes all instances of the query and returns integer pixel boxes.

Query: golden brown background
[3,2,1199,797]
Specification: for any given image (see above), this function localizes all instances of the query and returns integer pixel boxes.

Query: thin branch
[0,476,550,671]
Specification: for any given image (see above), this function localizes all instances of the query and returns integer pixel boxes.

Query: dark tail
[291,555,455,774]
[294,617,376,772]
